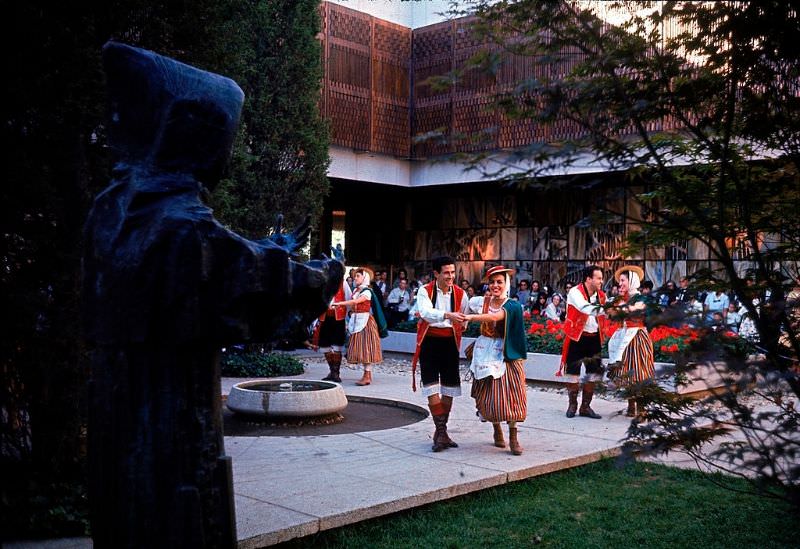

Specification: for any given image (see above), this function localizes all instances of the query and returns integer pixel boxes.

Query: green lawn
[281,459,796,548]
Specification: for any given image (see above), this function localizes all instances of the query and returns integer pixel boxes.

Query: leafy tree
[1,1,328,538]
[211,0,330,243]
[446,0,800,506]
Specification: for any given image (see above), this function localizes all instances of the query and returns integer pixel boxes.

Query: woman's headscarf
[627,270,641,294]
[356,267,373,289]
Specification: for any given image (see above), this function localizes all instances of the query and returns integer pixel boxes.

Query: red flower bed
[525,319,706,362]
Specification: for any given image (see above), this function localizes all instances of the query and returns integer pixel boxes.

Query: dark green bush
[220,350,304,378]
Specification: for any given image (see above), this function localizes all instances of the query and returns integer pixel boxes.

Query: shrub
[220,350,304,377]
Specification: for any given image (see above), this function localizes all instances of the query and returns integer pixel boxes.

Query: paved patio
[5,353,647,549]
[225,355,636,547]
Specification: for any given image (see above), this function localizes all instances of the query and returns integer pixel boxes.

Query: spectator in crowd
[373,269,388,304]
[393,268,408,288]
[460,278,471,292]
[416,272,431,290]
[739,298,761,342]
[516,279,532,308]
[386,278,412,328]
[466,285,477,298]
[544,293,566,322]
[345,275,353,290]
[725,302,742,333]
[533,293,548,316]
[658,280,676,307]
[640,280,654,301]
[675,276,691,303]
[685,293,704,326]
[530,280,542,303]
[704,288,730,324]
[710,311,725,331]
[564,281,574,296]
[407,287,420,321]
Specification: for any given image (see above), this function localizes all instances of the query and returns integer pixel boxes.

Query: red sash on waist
[426,327,455,337]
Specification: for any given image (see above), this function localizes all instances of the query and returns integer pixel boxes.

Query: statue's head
[102,41,244,187]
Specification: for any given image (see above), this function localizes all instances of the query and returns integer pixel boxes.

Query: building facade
[315,1,766,290]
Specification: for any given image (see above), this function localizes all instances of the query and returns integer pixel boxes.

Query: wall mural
[390,189,772,292]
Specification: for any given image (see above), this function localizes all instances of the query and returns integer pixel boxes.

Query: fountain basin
[226,379,348,417]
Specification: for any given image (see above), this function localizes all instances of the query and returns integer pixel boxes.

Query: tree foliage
[449,0,800,506]
[1,1,328,538]
[210,0,330,241]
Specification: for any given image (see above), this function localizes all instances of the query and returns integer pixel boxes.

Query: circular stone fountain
[226,379,347,418]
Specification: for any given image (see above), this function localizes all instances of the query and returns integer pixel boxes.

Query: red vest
[312,282,348,348]
[410,281,465,391]
[558,284,607,375]
[563,284,607,341]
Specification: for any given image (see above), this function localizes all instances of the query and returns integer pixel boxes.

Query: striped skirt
[347,316,383,365]
[471,359,527,423]
[620,329,655,384]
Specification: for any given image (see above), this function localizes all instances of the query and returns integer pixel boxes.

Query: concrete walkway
[225,358,635,547]
[6,356,638,549]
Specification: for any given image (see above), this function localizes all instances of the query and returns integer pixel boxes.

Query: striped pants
[471,359,527,423]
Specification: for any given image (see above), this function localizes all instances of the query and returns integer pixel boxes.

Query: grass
[280,459,796,548]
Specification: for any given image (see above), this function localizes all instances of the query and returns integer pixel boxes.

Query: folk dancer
[558,265,608,418]
[606,266,655,417]
[411,256,468,452]
[332,267,387,386]
[313,273,352,383]
[465,265,528,455]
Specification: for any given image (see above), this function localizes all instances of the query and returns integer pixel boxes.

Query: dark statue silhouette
[82,42,343,547]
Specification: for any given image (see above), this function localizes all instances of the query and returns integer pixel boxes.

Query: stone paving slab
[224,359,634,547]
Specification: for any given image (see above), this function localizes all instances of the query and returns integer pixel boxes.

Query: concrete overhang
[328,143,782,188]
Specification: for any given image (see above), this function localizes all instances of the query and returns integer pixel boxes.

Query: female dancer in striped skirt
[607,266,656,417]
[332,267,384,386]
[465,265,528,455]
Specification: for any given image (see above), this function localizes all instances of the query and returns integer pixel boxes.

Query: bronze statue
[83,42,342,548]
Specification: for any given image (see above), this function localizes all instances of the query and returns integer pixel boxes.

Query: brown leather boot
[492,423,506,448]
[431,414,449,452]
[355,370,372,386]
[509,426,523,456]
[439,413,458,448]
[626,398,636,417]
[566,382,579,418]
[322,351,342,382]
[579,382,601,419]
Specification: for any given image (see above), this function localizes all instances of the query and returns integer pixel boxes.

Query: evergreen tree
[1,1,329,538]
[212,0,330,244]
